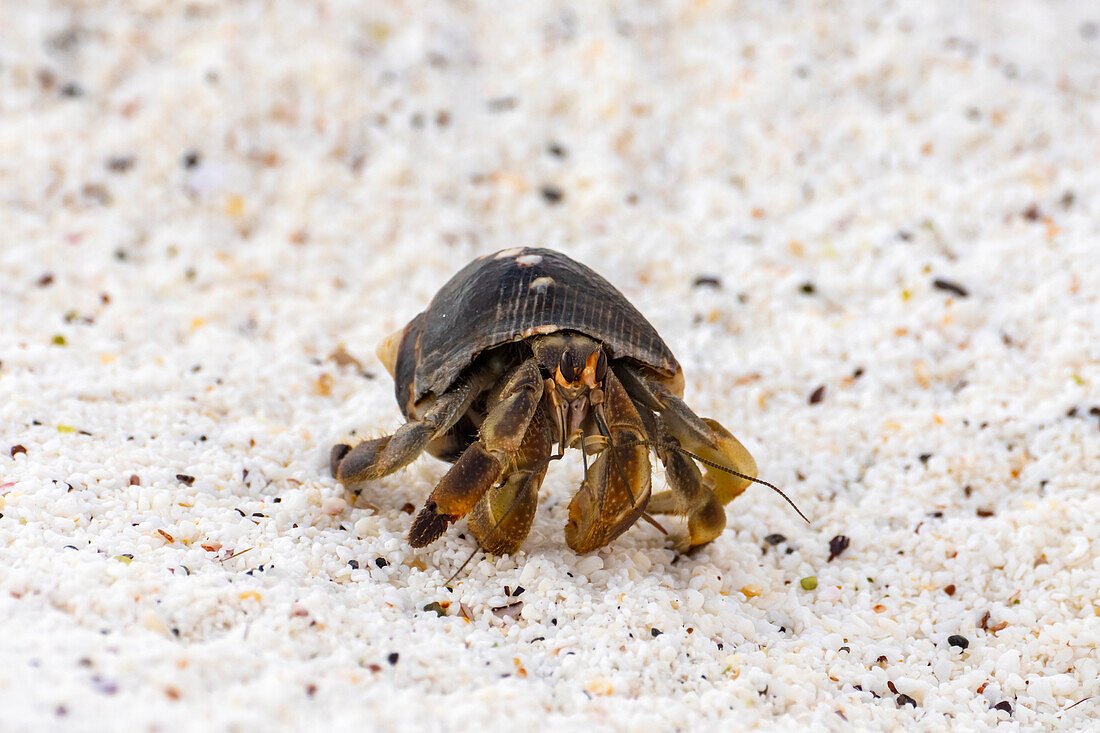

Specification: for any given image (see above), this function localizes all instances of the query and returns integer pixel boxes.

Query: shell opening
[375,326,405,378]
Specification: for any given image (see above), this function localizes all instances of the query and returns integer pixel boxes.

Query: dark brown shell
[395,247,680,405]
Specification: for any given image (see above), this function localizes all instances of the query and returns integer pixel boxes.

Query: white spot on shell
[529,276,554,292]
[495,247,524,259]
[515,254,543,266]
[521,324,560,337]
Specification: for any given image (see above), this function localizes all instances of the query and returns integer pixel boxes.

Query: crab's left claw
[565,440,651,553]
[564,368,652,553]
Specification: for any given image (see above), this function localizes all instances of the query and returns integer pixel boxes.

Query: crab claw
[565,437,651,553]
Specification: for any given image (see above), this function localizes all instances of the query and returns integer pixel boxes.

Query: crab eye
[558,350,578,383]
[594,351,608,383]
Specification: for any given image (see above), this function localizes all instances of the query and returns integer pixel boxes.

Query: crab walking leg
[564,368,652,553]
[467,410,554,555]
[645,419,727,551]
[618,365,757,505]
[331,376,484,484]
[690,417,758,504]
[408,359,545,548]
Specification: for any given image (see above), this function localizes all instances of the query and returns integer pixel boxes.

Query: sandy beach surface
[2,2,1098,730]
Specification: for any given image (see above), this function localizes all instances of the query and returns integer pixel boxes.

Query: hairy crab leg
[408,358,544,548]
[645,419,727,551]
[617,364,757,505]
[467,409,554,555]
[331,373,485,485]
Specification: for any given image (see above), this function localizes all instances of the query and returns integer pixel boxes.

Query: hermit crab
[331,247,799,555]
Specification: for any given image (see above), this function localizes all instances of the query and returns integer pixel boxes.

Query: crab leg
[645,417,727,551]
[331,375,485,486]
[467,409,553,555]
[408,359,544,548]
[564,367,651,553]
[618,365,757,505]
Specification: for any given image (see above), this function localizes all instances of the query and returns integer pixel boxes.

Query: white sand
[2,1,1098,730]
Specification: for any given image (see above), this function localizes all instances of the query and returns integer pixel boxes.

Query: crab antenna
[639,512,669,535]
[445,542,483,586]
[624,439,811,524]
